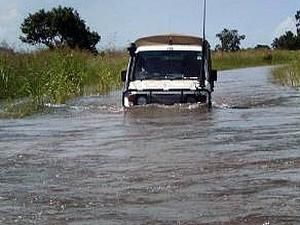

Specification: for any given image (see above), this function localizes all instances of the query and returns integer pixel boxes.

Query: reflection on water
[1,66,300,225]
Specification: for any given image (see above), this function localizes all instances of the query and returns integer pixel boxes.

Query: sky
[0,0,299,50]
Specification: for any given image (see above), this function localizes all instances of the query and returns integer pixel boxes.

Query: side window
[183,53,201,77]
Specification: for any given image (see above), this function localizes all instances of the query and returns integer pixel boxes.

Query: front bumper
[122,88,211,107]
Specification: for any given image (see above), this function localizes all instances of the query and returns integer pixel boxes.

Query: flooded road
[1,66,300,225]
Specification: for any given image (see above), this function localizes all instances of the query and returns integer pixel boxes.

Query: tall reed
[0,49,128,108]
[272,59,300,87]
[0,48,128,117]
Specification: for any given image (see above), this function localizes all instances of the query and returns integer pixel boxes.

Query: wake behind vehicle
[121,34,217,108]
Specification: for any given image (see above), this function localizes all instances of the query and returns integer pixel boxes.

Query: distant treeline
[215,10,300,52]
[272,10,300,50]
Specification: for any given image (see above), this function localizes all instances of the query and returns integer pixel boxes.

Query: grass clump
[212,50,300,71]
[212,49,273,71]
[272,57,300,88]
[213,49,300,88]
[0,49,128,118]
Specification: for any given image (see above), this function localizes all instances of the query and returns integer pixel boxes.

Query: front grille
[150,94,182,105]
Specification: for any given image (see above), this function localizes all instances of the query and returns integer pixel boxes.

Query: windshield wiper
[183,76,199,80]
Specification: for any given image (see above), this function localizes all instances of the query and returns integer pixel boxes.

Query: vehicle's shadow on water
[121,104,217,132]
[124,103,211,117]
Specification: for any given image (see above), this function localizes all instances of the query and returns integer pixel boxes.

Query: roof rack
[135,34,203,47]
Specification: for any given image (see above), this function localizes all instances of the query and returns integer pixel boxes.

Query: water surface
[1,66,300,225]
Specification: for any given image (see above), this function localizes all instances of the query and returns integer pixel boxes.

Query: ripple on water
[0,66,300,224]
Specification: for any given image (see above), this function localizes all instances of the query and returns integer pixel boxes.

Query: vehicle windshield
[133,51,202,80]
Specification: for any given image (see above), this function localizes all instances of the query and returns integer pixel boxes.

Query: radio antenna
[200,0,207,87]
[202,0,207,42]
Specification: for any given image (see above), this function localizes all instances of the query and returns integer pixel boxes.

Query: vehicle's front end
[121,35,217,108]
[123,79,210,107]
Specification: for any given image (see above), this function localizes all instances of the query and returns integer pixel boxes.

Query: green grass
[272,58,300,88]
[0,49,128,117]
[212,50,300,88]
[212,50,300,71]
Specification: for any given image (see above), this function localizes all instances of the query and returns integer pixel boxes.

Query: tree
[272,31,299,50]
[20,6,100,53]
[272,10,300,50]
[296,10,300,35]
[254,44,270,50]
[216,28,246,52]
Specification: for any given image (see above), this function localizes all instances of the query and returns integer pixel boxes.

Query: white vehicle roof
[134,34,203,53]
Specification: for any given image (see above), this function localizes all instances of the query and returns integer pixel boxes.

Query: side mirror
[211,70,217,82]
[121,70,127,82]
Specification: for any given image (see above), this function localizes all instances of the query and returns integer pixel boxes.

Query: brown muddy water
[1,66,300,225]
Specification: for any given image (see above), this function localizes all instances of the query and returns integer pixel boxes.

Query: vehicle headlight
[136,96,148,105]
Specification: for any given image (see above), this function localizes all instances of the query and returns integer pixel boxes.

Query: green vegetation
[272,58,300,88]
[272,10,300,50]
[215,28,246,52]
[0,49,127,118]
[270,10,300,88]
[212,50,299,71]
[20,6,100,53]
[213,50,300,88]
[272,31,300,50]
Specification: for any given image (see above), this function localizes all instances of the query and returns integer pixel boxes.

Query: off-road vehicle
[121,34,217,107]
